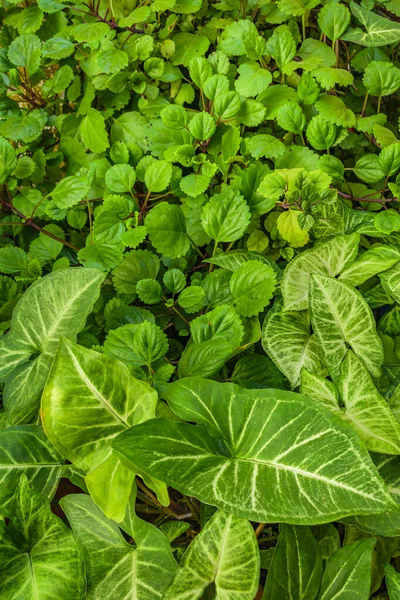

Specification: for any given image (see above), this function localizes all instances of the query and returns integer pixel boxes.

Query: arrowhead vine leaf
[1,0,400,595]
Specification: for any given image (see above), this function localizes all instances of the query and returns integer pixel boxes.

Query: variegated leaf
[339,351,400,454]
[41,338,164,521]
[300,369,341,413]
[343,454,400,537]
[381,262,400,304]
[113,378,395,525]
[262,300,326,388]
[339,243,400,287]
[0,425,63,515]
[61,493,177,600]
[0,476,85,600]
[281,233,359,311]
[0,268,104,424]
[309,274,384,380]
[163,510,259,600]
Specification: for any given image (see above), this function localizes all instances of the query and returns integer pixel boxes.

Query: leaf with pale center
[113,377,395,525]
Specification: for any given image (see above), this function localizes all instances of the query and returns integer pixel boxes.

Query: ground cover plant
[4,0,400,598]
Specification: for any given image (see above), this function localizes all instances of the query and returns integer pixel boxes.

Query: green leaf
[0,136,17,184]
[306,115,345,150]
[0,476,85,599]
[276,103,306,134]
[266,29,296,69]
[316,95,356,128]
[375,209,400,234]
[146,202,190,258]
[263,524,322,600]
[178,285,206,313]
[144,159,173,192]
[136,278,162,304]
[191,304,244,348]
[339,351,400,454]
[235,62,272,97]
[172,33,210,66]
[0,246,28,274]
[188,112,216,141]
[163,510,259,599]
[355,154,385,184]
[41,339,158,520]
[0,425,63,514]
[281,233,359,311]
[161,104,188,129]
[201,189,251,244]
[113,377,395,524]
[97,48,129,74]
[318,538,376,599]
[230,260,276,317]
[0,115,42,142]
[80,108,109,153]
[112,249,160,294]
[0,268,104,424]
[8,33,41,75]
[61,493,177,599]
[105,164,136,193]
[301,369,341,413]
[318,2,351,42]
[309,274,384,380]
[262,300,326,389]
[50,170,94,209]
[78,242,124,271]
[247,134,285,159]
[133,321,169,364]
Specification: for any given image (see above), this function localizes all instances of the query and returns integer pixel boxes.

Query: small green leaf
[230,260,276,317]
[144,160,173,192]
[80,108,109,153]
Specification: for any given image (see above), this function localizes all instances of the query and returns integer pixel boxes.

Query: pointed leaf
[309,274,384,380]
[113,378,395,524]
[164,510,259,599]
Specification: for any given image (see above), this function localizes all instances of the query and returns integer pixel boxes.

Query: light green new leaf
[281,233,359,311]
[201,189,250,243]
[163,510,259,599]
[80,108,109,153]
[277,103,306,134]
[247,134,285,159]
[0,476,85,600]
[339,244,400,287]
[318,538,376,600]
[339,351,400,454]
[263,524,322,600]
[309,274,384,380]
[188,112,216,141]
[41,339,160,521]
[363,61,400,97]
[0,425,63,514]
[235,62,272,98]
[0,268,104,424]
[146,202,190,258]
[113,378,395,524]
[262,300,326,389]
[230,260,276,317]
[144,160,172,192]
[381,263,400,304]
[61,494,176,600]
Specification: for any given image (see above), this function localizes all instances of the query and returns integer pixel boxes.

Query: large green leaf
[113,378,395,524]
[41,338,161,521]
[339,351,400,454]
[341,2,400,47]
[0,476,85,599]
[281,233,359,311]
[263,524,322,600]
[0,268,104,424]
[163,510,259,599]
[381,263,400,304]
[309,274,384,380]
[318,538,376,600]
[61,493,176,600]
[300,369,341,413]
[262,300,326,388]
[0,425,63,514]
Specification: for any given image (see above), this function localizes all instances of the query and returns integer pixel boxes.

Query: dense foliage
[3,0,400,596]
